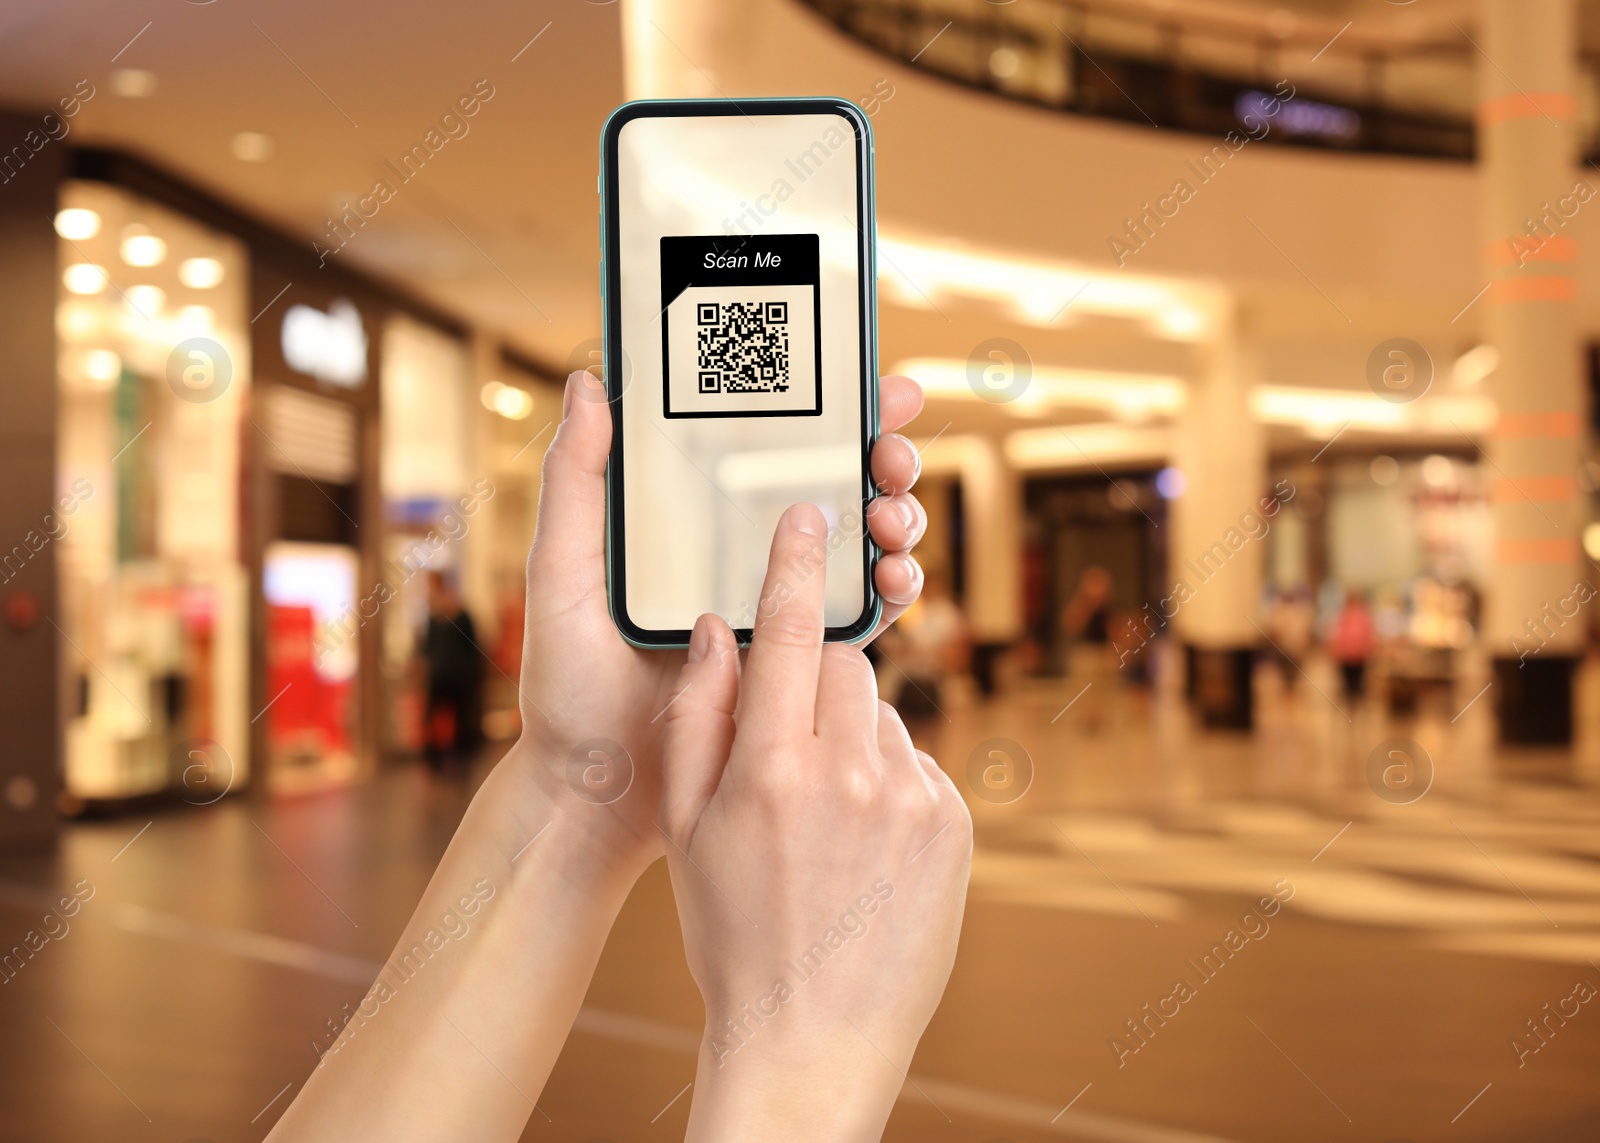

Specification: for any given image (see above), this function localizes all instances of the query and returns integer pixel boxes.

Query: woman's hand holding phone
[503,367,933,888]
[657,503,973,1142]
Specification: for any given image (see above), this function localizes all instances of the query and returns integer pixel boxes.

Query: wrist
[487,737,659,891]
[685,1020,904,1143]
[687,1043,901,1143]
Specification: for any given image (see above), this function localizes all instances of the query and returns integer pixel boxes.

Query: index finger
[740,502,830,740]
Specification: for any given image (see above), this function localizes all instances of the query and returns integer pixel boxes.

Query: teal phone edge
[598,96,883,650]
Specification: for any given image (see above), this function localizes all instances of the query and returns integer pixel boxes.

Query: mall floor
[3,658,1600,1143]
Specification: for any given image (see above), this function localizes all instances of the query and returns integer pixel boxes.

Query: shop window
[55,182,250,804]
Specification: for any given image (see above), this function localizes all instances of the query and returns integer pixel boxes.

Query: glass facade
[54,181,250,803]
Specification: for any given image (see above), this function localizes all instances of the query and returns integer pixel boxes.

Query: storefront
[54,178,250,808]
[248,225,478,794]
[54,150,489,803]
[244,276,376,794]
[378,341,561,755]
[1266,450,1490,713]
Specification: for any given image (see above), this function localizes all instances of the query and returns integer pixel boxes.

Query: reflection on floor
[3,666,1600,1143]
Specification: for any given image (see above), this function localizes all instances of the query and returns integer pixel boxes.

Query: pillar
[622,0,721,99]
[1478,0,1585,745]
[960,436,1023,689]
[1171,301,1267,729]
[0,112,66,846]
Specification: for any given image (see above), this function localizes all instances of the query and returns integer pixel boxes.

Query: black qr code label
[696,301,790,395]
[660,234,821,418]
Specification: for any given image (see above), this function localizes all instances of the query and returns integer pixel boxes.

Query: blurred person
[1374,586,1409,644]
[420,571,484,775]
[1267,583,1316,694]
[1110,608,1153,689]
[881,569,966,727]
[1329,588,1376,699]
[265,371,969,1143]
[1109,608,1157,724]
[482,574,528,741]
[1399,576,1476,716]
[491,572,525,681]
[1410,575,1474,652]
[1061,565,1114,730]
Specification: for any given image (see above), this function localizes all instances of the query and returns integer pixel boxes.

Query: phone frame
[598,97,881,649]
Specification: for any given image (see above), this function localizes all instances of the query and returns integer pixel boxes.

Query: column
[1479,0,1585,745]
[960,436,1023,691]
[1170,301,1268,728]
[621,0,721,99]
[0,112,65,846]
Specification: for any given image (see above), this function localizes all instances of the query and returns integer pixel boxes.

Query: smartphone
[599,98,880,648]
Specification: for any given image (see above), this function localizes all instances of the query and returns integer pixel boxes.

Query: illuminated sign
[281,298,368,386]
[1236,90,1360,142]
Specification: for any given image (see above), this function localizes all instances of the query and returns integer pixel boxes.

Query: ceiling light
[120,226,167,267]
[1421,454,1453,487]
[110,69,157,97]
[481,381,533,420]
[1004,424,1174,470]
[58,301,102,341]
[232,132,275,162]
[177,305,215,332]
[879,237,1210,334]
[63,263,109,294]
[178,257,225,288]
[1153,305,1205,340]
[1252,386,1406,434]
[54,208,101,240]
[84,350,122,386]
[895,357,1186,421]
[1584,523,1600,562]
[1249,385,1496,436]
[126,285,166,316]
[988,47,1020,79]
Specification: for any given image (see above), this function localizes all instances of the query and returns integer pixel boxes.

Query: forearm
[267,744,644,1142]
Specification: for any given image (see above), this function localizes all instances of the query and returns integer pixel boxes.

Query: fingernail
[687,615,710,662]
[792,503,825,537]
[896,498,916,533]
[903,556,924,599]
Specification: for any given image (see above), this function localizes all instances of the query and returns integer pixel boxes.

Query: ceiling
[0,0,1577,462]
[0,0,623,372]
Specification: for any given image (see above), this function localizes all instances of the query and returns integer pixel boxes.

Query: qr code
[696,301,790,395]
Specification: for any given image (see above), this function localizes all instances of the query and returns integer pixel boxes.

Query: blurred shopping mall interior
[4,0,1600,1139]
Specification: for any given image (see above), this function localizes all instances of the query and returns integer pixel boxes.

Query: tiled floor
[3,663,1600,1142]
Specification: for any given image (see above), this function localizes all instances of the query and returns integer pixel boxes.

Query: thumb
[529,369,611,571]
[660,613,740,844]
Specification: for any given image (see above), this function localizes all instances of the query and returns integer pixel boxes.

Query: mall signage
[281,298,368,387]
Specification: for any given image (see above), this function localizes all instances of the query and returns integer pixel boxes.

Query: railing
[802,0,1591,161]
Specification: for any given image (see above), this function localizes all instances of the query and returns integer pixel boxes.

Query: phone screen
[602,101,877,644]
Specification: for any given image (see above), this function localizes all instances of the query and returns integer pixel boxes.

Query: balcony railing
[802,0,1599,161]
